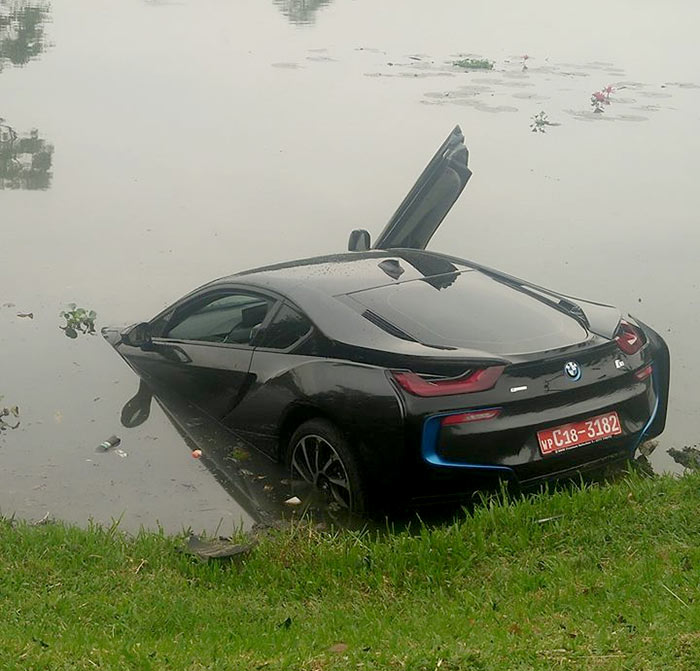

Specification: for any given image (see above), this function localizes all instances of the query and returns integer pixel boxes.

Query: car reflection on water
[119,377,364,529]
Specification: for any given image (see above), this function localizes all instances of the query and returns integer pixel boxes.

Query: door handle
[153,343,193,364]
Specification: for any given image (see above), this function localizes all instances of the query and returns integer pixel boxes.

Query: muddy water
[1,0,698,532]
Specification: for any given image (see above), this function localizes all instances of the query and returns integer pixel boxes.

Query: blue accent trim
[421,407,515,473]
[631,366,660,456]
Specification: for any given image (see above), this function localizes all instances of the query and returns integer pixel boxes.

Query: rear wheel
[286,419,367,514]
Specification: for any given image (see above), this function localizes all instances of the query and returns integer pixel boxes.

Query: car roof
[203,250,509,363]
[224,249,475,297]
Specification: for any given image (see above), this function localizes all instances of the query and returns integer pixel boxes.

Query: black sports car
[103,126,670,512]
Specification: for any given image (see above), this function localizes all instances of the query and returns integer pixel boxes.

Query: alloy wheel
[290,434,353,509]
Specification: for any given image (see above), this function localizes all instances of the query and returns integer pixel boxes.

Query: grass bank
[1,472,698,670]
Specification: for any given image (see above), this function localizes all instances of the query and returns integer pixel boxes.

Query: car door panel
[153,340,255,420]
[120,288,281,420]
[122,340,254,420]
[373,125,471,251]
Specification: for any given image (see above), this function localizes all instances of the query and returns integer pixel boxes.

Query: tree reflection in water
[272,0,332,25]
[1,3,53,189]
[0,119,52,189]
[0,1,51,69]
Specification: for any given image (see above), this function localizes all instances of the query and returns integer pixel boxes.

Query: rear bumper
[410,449,633,504]
[413,325,669,488]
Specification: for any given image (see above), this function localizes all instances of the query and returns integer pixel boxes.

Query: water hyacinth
[60,304,97,339]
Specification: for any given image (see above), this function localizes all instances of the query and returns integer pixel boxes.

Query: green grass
[453,57,494,70]
[1,472,699,670]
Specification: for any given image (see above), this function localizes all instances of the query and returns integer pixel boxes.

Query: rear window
[347,271,588,355]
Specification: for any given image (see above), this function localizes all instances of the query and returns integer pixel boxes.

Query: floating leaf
[60,304,98,338]
[454,57,493,70]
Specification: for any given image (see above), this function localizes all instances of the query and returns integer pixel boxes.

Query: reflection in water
[273,0,332,25]
[0,119,53,189]
[0,0,51,70]
[121,378,287,526]
[121,377,366,528]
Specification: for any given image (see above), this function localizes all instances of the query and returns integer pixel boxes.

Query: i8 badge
[564,361,581,381]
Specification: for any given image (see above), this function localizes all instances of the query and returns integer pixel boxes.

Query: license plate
[537,411,622,455]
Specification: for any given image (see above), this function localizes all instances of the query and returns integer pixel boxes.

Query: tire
[286,418,368,514]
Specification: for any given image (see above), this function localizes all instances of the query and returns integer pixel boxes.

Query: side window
[259,303,312,350]
[165,293,273,344]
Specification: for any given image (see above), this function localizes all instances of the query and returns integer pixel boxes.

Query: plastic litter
[32,512,52,526]
[97,435,121,451]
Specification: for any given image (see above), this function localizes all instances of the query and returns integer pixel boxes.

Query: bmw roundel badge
[564,361,582,381]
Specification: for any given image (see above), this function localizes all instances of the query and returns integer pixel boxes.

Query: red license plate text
[537,411,622,455]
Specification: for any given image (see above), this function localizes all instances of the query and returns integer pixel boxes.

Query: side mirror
[348,229,371,251]
[121,322,153,348]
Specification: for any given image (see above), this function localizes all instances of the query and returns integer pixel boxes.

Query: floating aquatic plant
[668,446,700,472]
[453,57,493,70]
[0,398,20,433]
[530,111,552,133]
[60,304,97,338]
[591,85,614,112]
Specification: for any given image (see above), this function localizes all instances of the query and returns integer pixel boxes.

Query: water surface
[2,0,698,531]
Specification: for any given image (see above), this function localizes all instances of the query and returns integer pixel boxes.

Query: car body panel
[221,356,405,467]
[123,340,255,421]
[373,125,472,250]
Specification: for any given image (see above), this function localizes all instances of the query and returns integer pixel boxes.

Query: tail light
[391,366,505,397]
[441,408,501,426]
[615,320,646,355]
[635,364,653,381]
